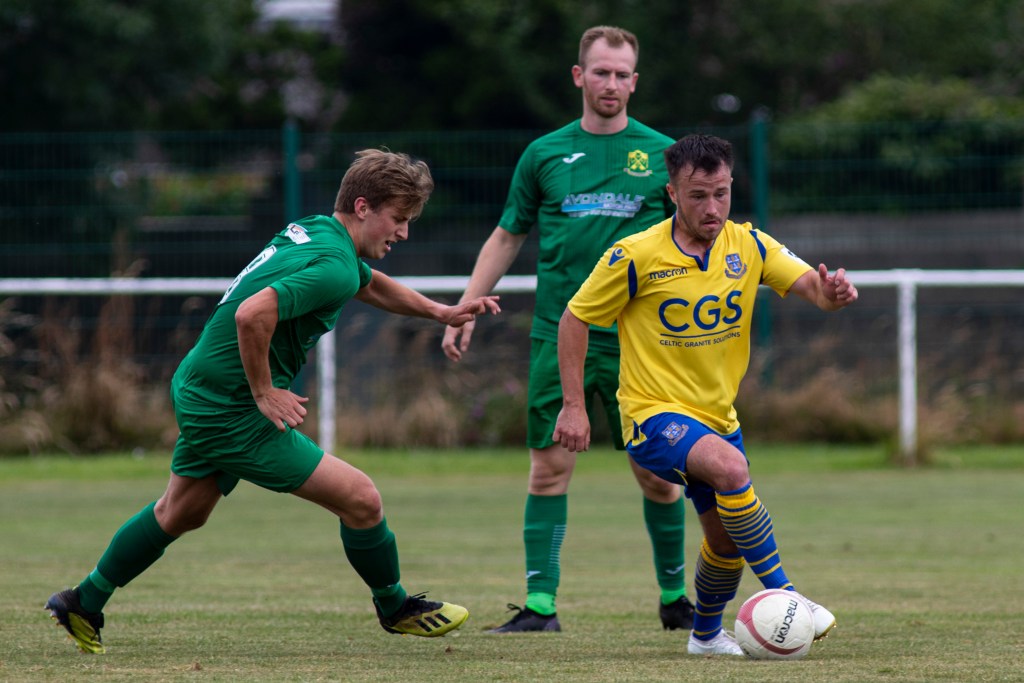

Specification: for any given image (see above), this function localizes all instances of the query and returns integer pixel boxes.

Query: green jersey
[499,117,675,350]
[173,214,372,406]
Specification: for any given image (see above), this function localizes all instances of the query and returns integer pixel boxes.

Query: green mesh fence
[2,121,1022,279]
[1,122,1023,451]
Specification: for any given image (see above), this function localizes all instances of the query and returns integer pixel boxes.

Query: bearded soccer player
[554,133,856,655]
[442,26,693,633]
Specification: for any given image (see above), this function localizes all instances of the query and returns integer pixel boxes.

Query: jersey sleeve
[273,254,362,320]
[753,229,813,296]
[497,142,542,235]
[357,259,372,288]
[567,243,634,328]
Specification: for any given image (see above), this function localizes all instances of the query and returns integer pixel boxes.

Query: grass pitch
[1,444,1022,682]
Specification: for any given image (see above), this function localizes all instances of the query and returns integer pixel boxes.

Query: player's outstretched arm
[356,270,500,326]
[442,227,527,361]
[789,264,859,311]
[552,309,591,453]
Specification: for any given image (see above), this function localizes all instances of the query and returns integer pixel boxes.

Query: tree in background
[3,0,1022,133]
[337,0,1024,131]
[0,0,344,132]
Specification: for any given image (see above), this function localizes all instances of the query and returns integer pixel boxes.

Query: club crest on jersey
[608,247,625,266]
[724,253,747,279]
[661,421,688,446]
[625,149,653,177]
[286,223,311,244]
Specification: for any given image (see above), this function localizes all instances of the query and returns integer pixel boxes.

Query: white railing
[3,270,1022,464]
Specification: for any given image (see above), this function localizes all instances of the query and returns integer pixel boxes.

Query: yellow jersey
[568,216,811,440]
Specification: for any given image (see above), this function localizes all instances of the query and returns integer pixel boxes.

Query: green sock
[522,493,566,616]
[76,569,117,615]
[524,592,556,616]
[643,497,687,603]
[340,518,407,617]
[80,501,177,613]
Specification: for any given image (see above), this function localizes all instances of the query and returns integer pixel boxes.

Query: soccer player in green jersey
[554,133,857,655]
[442,26,694,633]
[45,149,500,654]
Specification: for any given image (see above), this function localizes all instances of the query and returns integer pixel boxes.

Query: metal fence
[4,120,1023,279]
[1,121,1023,451]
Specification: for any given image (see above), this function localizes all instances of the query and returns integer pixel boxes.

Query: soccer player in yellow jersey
[554,133,858,656]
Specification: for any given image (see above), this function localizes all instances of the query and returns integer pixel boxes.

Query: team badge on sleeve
[724,253,747,279]
[782,247,810,268]
[286,223,311,244]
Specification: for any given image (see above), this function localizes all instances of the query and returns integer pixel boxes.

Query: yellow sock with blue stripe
[692,539,744,639]
[716,482,793,590]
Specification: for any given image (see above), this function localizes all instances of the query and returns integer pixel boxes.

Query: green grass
[2,444,1022,682]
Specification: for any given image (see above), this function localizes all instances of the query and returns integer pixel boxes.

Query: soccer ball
[734,589,815,660]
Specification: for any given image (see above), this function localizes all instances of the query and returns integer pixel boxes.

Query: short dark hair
[579,26,639,68]
[334,149,434,218]
[664,134,734,181]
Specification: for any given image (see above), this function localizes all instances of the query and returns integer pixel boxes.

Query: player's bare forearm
[441,228,522,361]
[236,287,309,430]
[356,271,438,316]
[235,287,281,398]
[458,227,527,302]
[553,308,591,452]
[557,309,589,404]
[358,270,500,325]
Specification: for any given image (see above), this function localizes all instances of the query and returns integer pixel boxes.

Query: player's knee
[346,479,383,525]
[635,467,679,500]
[528,465,572,494]
[529,447,574,486]
[157,504,211,535]
[718,454,751,491]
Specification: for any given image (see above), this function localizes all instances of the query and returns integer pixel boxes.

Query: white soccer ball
[734,589,815,660]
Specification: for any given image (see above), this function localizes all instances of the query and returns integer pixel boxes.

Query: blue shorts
[625,413,746,515]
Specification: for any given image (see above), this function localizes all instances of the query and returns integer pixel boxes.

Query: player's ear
[571,64,584,87]
[353,197,371,219]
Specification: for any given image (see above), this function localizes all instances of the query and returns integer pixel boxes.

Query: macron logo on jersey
[608,248,625,266]
[562,152,586,164]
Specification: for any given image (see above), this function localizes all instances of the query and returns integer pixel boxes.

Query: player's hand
[553,405,591,453]
[442,320,474,362]
[440,296,500,360]
[254,387,309,431]
[818,264,858,308]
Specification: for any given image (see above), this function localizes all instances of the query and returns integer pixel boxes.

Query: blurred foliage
[147,170,270,216]
[335,0,1024,131]
[0,0,344,132]
[771,77,1024,212]
[3,0,1023,133]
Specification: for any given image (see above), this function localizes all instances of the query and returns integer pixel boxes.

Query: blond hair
[578,26,639,68]
[334,149,434,218]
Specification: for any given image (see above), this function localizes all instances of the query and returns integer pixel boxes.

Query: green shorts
[527,338,624,450]
[170,385,324,495]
